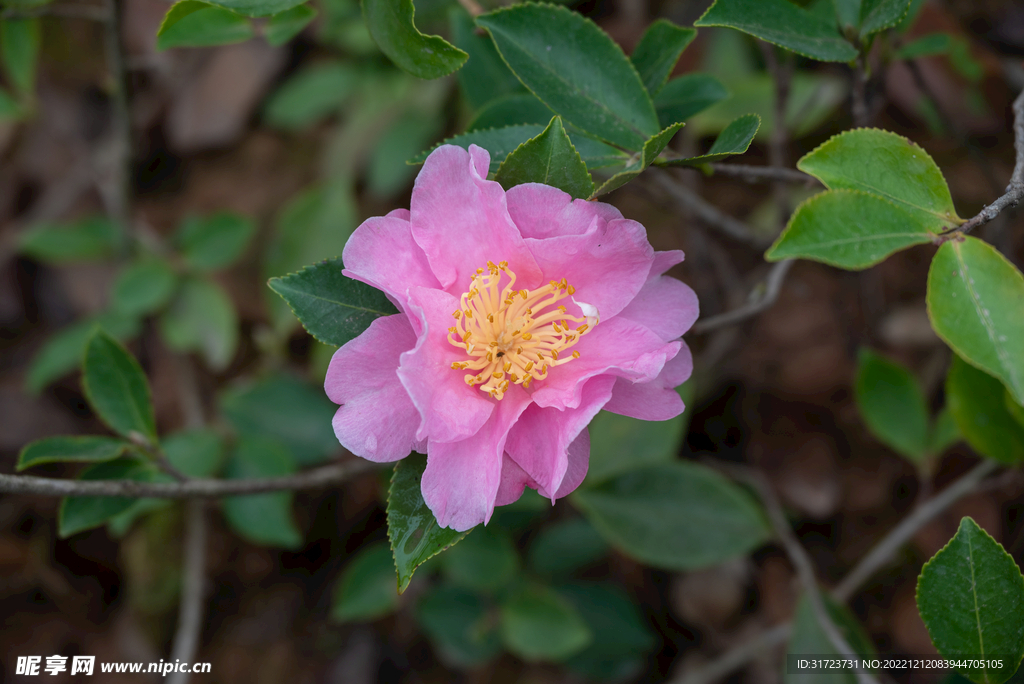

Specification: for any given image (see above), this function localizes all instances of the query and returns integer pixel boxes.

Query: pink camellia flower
[325,144,698,531]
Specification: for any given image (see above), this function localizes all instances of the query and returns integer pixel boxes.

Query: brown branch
[691,259,793,334]
[852,51,870,127]
[707,163,818,186]
[168,501,207,684]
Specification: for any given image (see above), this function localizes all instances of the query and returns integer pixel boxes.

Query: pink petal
[325,314,420,462]
[386,208,410,220]
[342,214,441,311]
[505,183,623,239]
[398,286,495,443]
[410,145,542,293]
[617,276,699,342]
[546,428,590,499]
[422,385,533,531]
[603,342,693,421]
[494,453,539,507]
[651,249,684,276]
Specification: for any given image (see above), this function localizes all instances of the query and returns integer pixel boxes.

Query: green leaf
[450,7,522,110]
[500,585,592,662]
[894,32,953,60]
[367,112,443,198]
[494,116,593,200]
[833,0,862,30]
[592,121,684,197]
[199,0,305,17]
[18,436,130,471]
[267,257,398,347]
[860,0,912,37]
[928,406,962,456]
[1,18,39,95]
[1007,392,1024,430]
[264,4,316,46]
[219,373,338,466]
[572,462,771,571]
[0,86,21,120]
[528,517,608,577]
[655,73,729,128]
[797,128,961,231]
[58,458,154,537]
[418,584,502,666]
[441,526,519,593]
[585,410,685,485]
[19,216,122,263]
[466,93,553,131]
[221,437,302,548]
[917,517,1024,684]
[158,277,238,371]
[694,0,858,62]
[784,593,877,684]
[262,62,356,131]
[945,355,1024,465]
[927,237,1024,406]
[361,0,467,79]
[477,3,660,150]
[387,454,469,593]
[175,212,256,271]
[660,112,759,166]
[332,542,400,622]
[161,428,225,478]
[630,19,696,96]
[766,189,935,269]
[156,1,254,49]
[854,348,929,461]
[82,330,157,443]
[112,258,178,317]
[25,312,140,394]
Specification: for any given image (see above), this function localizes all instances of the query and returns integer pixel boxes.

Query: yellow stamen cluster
[447,260,595,400]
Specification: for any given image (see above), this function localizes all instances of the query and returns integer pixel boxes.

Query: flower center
[447,260,596,400]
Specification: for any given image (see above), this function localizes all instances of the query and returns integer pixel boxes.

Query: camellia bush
[2,0,1024,681]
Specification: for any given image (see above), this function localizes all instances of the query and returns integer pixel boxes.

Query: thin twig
[707,163,818,186]
[691,260,793,334]
[650,169,770,248]
[101,0,132,231]
[168,501,207,684]
[852,51,870,127]
[759,42,795,228]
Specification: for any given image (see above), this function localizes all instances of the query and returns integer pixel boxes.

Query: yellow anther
[462,331,472,342]
[517,347,524,354]
[572,350,581,359]
[477,267,484,274]
[499,260,508,269]
[487,314,494,322]
[551,349,559,360]
[525,361,534,371]
[448,326,457,334]
[510,373,519,382]
[558,305,567,313]
[486,352,493,362]
[451,362,460,369]
[465,309,473,318]
[567,284,576,294]
[559,278,568,290]
[577,324,589,333]
[520,289,528,298]
[522,333,532,341]
[503,361,512,372]
[453,310,462,319]
[492,371,504,379]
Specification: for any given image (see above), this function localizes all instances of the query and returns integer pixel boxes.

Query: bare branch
[852,51,870,128]
[168,501,207,684]
[707,163,819,186]
[691,260,793,334]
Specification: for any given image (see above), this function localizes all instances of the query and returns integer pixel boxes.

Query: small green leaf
[528,518,608,577]
[82,330,157,443]
[450,7,522,110]
[222,437,302,548]
[585,410,685,484]
[784,593,877,684]
[157,1,254,50]
[494,116,593,200]
[894,32,953,60]
[112,258,178,317]
[263,62,356,131]
[1007,392,1024,430]
[659,112,759,166]
[1,18,39,95]
[833,0,862,30]
[263,4,316,46]
[466,93,554,131]
[175,212,256,271]
[18,436,130,471]
[694,0,858,62]
[161,428,225,478]
[477,3,660,150]
[917,517,1024,684]
[500,585,592,662]
[25,312,140,394]
[860,0,912,37]
[928,406,962,456]
[927,237,1024,406]
[418,584,502,666]
[572,462,771,571]
[19,216,122,263]
[441,526,519,593]
[267,257,398,348]
[591,121,684,197]
[199,0,305,17]
[361,0,467,79]
[332,542,400,622]
[766,189,935,269]
[158,277,238,371]
[387,454,469,593]
[630,19,696,96]
[855,348,929,462]
[945,355,1024,465]
[655,73,729,128]
[58,458,154,537]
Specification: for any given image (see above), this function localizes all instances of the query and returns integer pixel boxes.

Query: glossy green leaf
[695,0,857,62]
[450,7,522,110]
[573,462,770,570]
[477,3,660,150]
[797,128,961,232]
[268,257,397,348]
[917,517,1024,684]
[220,373,338,466]
[361,0,467,79]
[927,237,1024,406]
[222,437,302,548]
[528,517,609,577]
[501,585,592,662]
[200,0,305,17]
[833,0,862,30]
[263,62,356,131]
[585,409,685,484]
[0,18,39,95]
[157,1,254,49]
[592,121,684,197]
[264,4,316,46]
[175,212,255,271]
[158,277,238,371]
[784,593,877,684]
[466,93,553,131]
[655,73,729,128]
[894,32,953,60]
[388,454,469,593]
[161,428,225,478]
[441,526,519,593]
[928,406,962,456]
[660,112,759,166]
[18,436,130,471]
[82,330,157,443]
[855,348,929,461]
[418,584,502,666]
[495,116,593,200]
[945,356,1024,465]
[25,312,140,394]
[58,458,154,537]
[766,189,934,269]
[630,19,696,96]
[19,216,122,263]
[1007,392,1024,430]
[860,0,912,37]
[112,258,178,317]
[332,542,400,622]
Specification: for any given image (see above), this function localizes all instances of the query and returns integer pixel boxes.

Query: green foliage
[161,429,225,478]
[0,87,21,120]
[945,356,1024,465]
[175,212,255,271]
[222,437,303,548]
[592,121,684,197]
[784,594,877,684]
[441,526,519,594]
[585,409,685,484]
[572,462,771,571]
[199,0,306,17]
[112,258,178,317]
[157,1,254,49]
[528,517,608,577]
[895,32,955,60]
[495,116,593,200]
[1,18,39,96]
[367,113,443,198]
[659,112,759,166]
[19,216,123,263]
[387,454,469,592]
[268,257,398,347]
[654,73,729,129]
[859,0,913,37]
[264,4,317,46]
[466,93,553,131]
[263,62,356,131]
[477,3,659,151]
[418,584,502,666]
[361,0,467,79]
[500,585,592,662]
[158,277,239,370]
[855,348,929,461]
[26,312,140,394]
[927,237,1024,406]
[917,517,1024,684]
[58,458,155,537]
[630,19,696,97]
[928,406,962,456]
[449,7,522,110]
[82,330,157,443]
[332,542,400,622]
[18,436,130,471]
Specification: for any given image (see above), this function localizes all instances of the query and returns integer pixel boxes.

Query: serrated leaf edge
[494,116,595,199]
[17,435,130,471]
